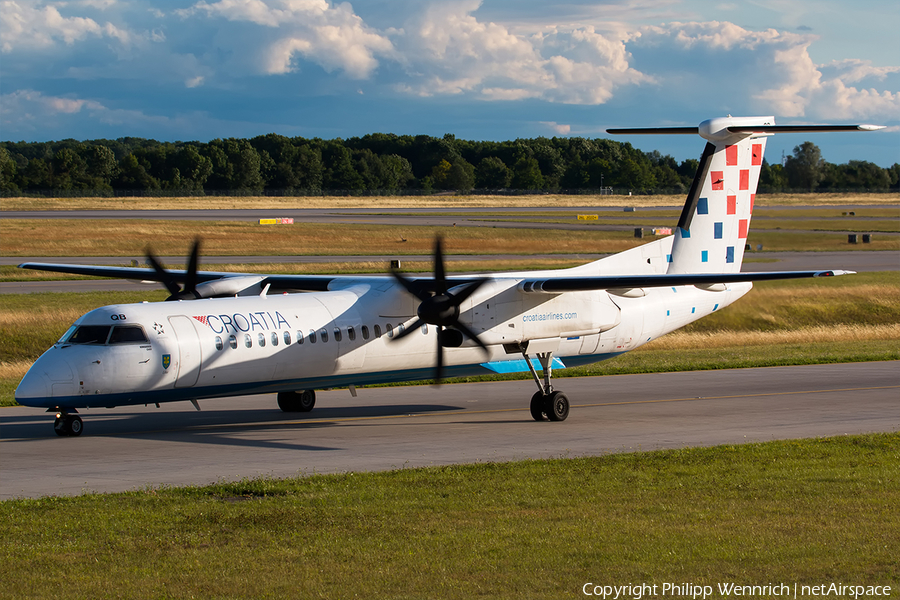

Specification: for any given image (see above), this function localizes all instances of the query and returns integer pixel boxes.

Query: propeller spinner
[390,237,490,382]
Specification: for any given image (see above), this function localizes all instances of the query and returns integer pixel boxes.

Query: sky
[1,0,898,167]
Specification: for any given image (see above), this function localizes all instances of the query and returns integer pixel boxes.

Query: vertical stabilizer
[606,116,885,274]
[667,122,767,273]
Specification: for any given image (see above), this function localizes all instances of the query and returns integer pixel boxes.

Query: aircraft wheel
[530,391,547,422]
[545,391,569,422]
[68,415,84,436]
[277,390,316,413]
[54,414,83,437]
[298,390,316,412]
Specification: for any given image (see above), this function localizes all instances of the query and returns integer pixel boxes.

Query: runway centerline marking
[42,384,897,438]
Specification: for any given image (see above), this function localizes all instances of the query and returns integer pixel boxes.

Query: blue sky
[2,0,898,167]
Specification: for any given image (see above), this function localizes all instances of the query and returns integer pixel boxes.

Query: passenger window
[386,323,393,338]
[284,331,291,345]
[271,331,278,346]
[215,336,224,351]
[374,324,381,338]
[258,333,266,347]
[421,323,428,334]
[361,325,369,340]
[297,330,304,344]
[109,325,149,344]
[245,334,252,348]
[229,335,238,349]
[334,327,342,342]
[309,329,317,343]
[348,326,356,341]
[68,325,111,344]
[320,329,328,343]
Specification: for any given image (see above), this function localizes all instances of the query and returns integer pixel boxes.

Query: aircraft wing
[517,270,854,293]
[17,262,337,292]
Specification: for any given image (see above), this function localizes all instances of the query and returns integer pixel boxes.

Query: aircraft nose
[15,369,50,406]
[15,351,76,408]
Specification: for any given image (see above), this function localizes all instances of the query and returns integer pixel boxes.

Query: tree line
[1,133,897,196]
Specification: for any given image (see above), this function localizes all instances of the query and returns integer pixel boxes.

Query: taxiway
[2,361,897,499]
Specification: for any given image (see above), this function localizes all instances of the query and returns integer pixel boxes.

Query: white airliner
[15,116,883,436]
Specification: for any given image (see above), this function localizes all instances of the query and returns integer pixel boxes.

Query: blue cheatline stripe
[480,357,566,374]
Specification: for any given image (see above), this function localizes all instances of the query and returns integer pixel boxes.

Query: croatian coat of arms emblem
[162,354,171,370]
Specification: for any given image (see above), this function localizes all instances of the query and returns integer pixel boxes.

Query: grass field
[2,192,897,211]
[1,433,897,598]
[2,218,898,259]
[2,272,898,406]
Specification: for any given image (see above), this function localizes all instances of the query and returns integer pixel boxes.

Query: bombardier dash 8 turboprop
[16,116,883,436]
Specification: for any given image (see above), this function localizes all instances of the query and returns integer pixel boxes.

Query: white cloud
[179,0,395,78]
[540,121,571,135]
[631,21,900,121]
[0,0,153,53]
[393,2,648,104]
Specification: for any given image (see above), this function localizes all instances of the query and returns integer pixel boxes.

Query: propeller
[390,237,490,382]
[146,239,202,301]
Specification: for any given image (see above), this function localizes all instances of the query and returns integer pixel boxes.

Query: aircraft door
[168,316,202,388]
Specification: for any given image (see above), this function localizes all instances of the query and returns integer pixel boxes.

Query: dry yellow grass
[1,219,640,257]
[2,192,896,211]
[0,360,31,381]
[643,323,900,351]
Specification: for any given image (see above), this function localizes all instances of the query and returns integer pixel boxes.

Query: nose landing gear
[53,409,83,437]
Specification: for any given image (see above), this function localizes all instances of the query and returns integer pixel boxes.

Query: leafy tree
[0,147,19,192]
[443,157,475,191]
[784,141,824,191]
[85,145,118,190]
[475,156,511,189]
[322,143,364,191]
[115,154,160,191]
[511,155,543,190]
[759,159,787,193]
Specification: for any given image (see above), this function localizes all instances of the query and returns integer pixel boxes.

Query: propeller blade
[390,269,431,302]
[434,326,444,383]
[453,321,490,355]
[449,278,489,305]
[393,319,424,341]
[433,236,447,295]
[183,239,200,297]
[145,250,181,297]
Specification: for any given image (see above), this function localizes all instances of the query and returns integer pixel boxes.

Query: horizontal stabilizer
[519,270,855,294]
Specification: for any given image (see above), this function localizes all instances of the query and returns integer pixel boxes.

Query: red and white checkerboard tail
[666,135,766,274]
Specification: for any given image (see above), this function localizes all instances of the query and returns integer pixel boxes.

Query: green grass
[1,434,897,598]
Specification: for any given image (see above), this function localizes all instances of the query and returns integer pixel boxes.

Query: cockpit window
[66,325,111,344]
[109,325,149,344]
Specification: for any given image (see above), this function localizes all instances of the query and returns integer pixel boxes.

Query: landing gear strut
[53,409,83,437]
[523,351,569,422]
[277,390,316,413]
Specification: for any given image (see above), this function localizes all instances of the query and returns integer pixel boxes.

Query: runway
[2,361,897,499]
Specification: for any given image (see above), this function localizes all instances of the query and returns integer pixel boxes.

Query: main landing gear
[523,351,569,422]
[277,390,316,413]
[53,409,83,437]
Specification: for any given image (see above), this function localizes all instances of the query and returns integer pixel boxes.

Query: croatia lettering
[194,311,291,334]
